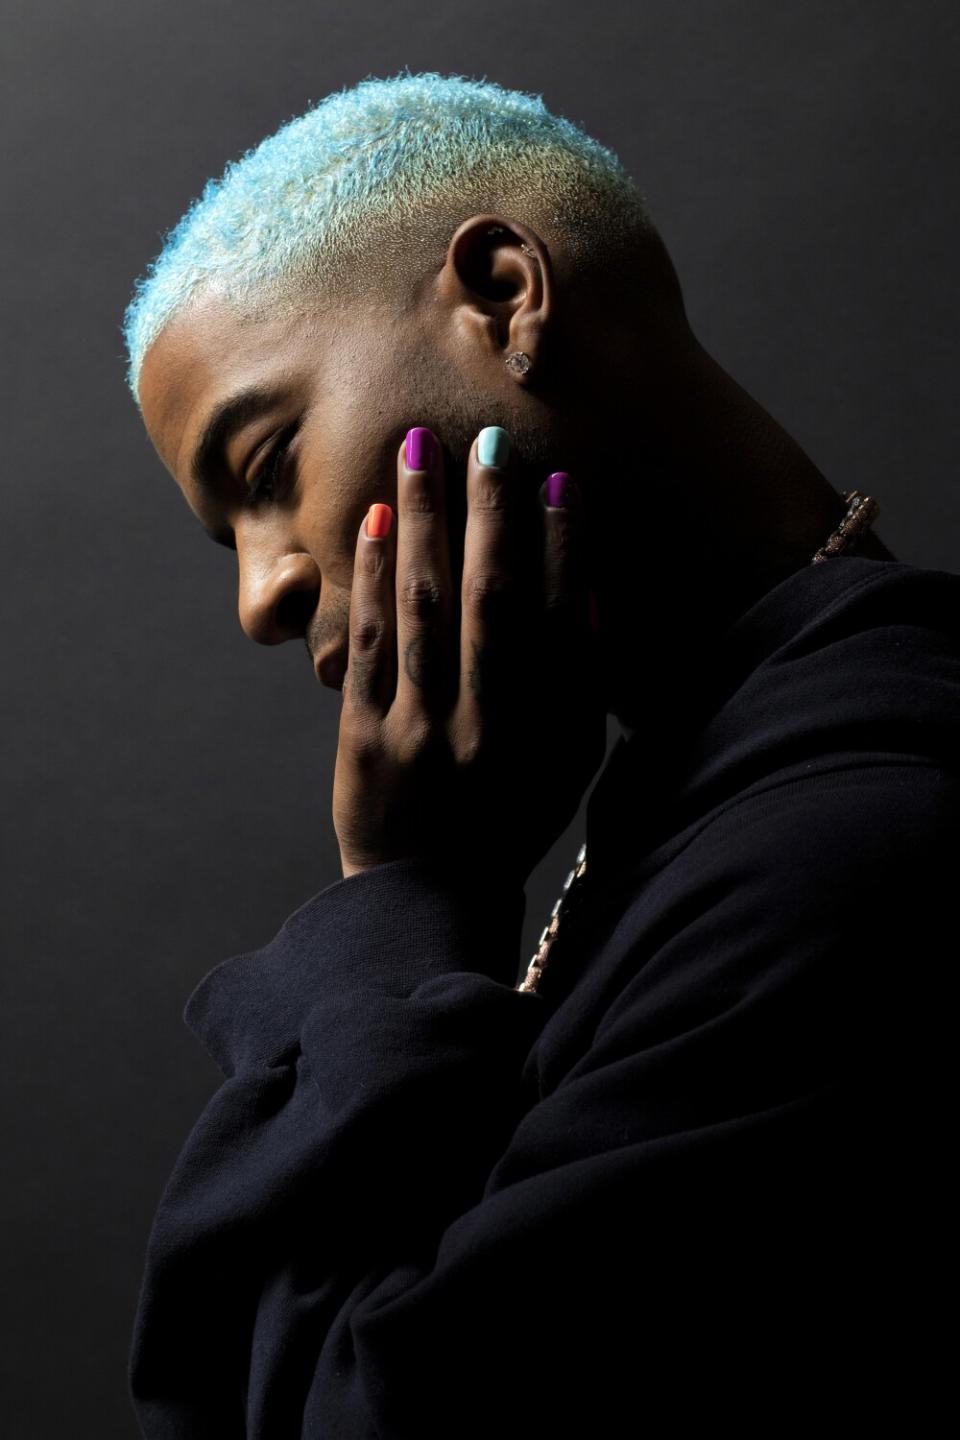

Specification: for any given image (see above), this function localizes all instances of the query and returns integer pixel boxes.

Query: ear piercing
[482,227,535,378]
[483,227,536,380]
[505,351,533,377]
[485,224,536,259]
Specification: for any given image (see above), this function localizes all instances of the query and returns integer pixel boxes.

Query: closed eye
[245,427,297,507]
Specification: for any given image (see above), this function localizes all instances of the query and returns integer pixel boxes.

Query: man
[124,71,958,1435]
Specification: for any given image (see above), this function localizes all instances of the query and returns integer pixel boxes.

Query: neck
[579,330,895,734]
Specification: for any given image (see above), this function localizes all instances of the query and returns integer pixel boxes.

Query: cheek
[293,445,357,566]
[322,443,402,555]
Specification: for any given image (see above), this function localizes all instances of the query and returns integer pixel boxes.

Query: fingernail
[477,426,511,468]
[366,503,393,538]
[405,426,436,471]
[545,471,573,508]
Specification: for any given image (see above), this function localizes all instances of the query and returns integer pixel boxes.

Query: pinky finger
[540,471,589,637]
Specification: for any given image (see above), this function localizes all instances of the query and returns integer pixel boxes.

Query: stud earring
[505,351,533,377]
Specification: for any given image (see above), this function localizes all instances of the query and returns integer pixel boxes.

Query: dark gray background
[3,1,957,1434]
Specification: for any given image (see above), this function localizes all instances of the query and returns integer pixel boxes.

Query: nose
[237,547,321,645]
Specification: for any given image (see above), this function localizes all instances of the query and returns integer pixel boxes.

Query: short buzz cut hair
[121,68,678,410]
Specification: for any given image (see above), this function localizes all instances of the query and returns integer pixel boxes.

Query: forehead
[137,290,329,483]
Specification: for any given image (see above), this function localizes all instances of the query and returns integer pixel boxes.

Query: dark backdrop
[3,2,958,1434]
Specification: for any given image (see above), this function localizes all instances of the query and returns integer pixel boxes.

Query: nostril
[274,588,316,637]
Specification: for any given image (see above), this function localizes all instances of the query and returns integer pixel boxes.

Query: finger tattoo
[404,635,428,687]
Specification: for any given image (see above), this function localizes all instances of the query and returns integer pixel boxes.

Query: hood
[584,553,960,886]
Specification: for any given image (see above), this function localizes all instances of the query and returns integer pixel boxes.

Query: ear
[433,213,554,385]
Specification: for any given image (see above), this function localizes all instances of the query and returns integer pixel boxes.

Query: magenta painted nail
[405,426,436,471]
[546,471,572,508]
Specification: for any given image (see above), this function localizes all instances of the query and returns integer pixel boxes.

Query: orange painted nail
[366,503,393,538]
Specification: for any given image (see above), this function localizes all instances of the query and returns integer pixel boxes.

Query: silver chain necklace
[515,490,880,995]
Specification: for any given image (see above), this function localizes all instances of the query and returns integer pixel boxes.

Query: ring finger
[457,425,528,739]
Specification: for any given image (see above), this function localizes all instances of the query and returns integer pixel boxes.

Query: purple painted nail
[405,426,436,471]
[545,471,573,508]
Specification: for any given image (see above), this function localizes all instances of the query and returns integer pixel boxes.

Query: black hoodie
[129,553,960,1437]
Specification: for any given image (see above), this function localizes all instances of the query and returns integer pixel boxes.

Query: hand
[332,424,608,889]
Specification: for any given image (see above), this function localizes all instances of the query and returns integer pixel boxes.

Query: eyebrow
[190,385,287,549]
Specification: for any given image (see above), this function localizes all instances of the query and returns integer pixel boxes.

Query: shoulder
[697,759,958,877]
[585,762,956,1084]
[619,759,957,938]
[645,760,956,973]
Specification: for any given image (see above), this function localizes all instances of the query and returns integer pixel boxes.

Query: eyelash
[245,432,295,507]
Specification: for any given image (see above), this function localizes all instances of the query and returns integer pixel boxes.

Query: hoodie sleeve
[128,856,546,1439]
[128,767,953,1439]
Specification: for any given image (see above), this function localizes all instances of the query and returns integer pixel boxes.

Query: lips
[314,645,348,689]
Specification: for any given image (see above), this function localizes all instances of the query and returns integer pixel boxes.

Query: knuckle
[544,514,577,569]
[351,613,386,653]
[465,570,516,621]
[402,474,440,514]
[549,519,575,560]
[359,542,386,578]
[394,714,433,767]
[456,732,483,769]
[543,592,580,629]
[471,477,509,512]
[401,571,443,620]
[344,720,381,768]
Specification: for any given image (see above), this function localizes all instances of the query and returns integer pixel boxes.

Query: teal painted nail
[477,426,511,468]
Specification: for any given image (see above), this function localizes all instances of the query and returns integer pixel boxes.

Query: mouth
[314,644,349,690]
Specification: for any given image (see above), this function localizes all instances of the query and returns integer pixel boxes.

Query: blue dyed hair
[122,69,663,410]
